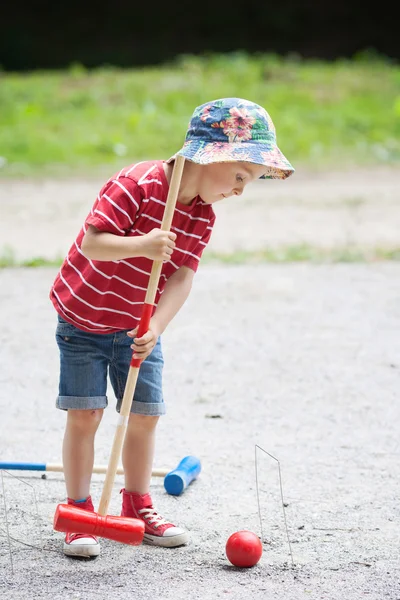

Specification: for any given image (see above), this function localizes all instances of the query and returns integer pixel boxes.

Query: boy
[50,97,294,557]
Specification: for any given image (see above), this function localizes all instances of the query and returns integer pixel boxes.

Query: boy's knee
[67,408,103,433]
[128,414,159,430]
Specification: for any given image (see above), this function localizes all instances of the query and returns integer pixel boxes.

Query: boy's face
[198,162,267,204]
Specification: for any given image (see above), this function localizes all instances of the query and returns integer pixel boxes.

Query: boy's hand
[141,228,177,261]
[127,320,161,361]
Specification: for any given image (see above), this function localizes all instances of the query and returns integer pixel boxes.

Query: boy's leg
[63,408,104,499]
[122,414,159,495]
[111,334,188,547]
[62,410,103,558]
[111,331,166,496]
[55,316,110,557]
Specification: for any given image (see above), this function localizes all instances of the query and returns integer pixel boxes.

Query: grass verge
[1,245,400,269]
[1,52,399,177]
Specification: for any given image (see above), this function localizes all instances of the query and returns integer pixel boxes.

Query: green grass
[1,52,399,177]
[2,245,400,269]
[0,247,64,268]
[205,246,400,263]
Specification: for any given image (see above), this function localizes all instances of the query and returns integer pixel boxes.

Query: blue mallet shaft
[0,462,168,477]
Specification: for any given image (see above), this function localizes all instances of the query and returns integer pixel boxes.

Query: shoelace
[138,507,171,529]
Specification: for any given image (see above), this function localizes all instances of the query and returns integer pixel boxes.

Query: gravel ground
[0,167,399,599]
[0,263,399,600]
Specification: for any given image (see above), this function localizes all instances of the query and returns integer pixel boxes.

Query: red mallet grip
[130,302,154,368]
[54,504,144,546]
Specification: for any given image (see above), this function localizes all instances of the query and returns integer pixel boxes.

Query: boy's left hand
[127,321,161,361]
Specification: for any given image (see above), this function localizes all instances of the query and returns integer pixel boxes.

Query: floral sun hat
[169,97,294,180]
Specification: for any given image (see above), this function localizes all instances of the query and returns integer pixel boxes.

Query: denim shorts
[55,315,165,416]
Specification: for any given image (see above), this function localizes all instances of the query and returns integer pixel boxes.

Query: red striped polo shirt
[50,160,216,333]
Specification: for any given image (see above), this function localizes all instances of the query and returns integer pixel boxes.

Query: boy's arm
[151,266,195,335]
[128,266,195,360]
[130,213,216,358]
[81,176,176,262]
[81,225,177,262]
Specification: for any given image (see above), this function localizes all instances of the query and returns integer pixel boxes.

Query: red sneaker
[121,489,189,547]
[63,496,100,558]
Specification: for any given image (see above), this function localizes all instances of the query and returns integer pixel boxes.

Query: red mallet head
[54,504,144,546]
[225,530,263,568]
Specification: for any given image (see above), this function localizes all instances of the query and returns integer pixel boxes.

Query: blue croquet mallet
[0,462,167,477]
[0,456,202,496]
[163,455,201,496]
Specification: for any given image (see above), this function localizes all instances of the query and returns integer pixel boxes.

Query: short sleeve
[184,214,216,272]
[86,176,143,235]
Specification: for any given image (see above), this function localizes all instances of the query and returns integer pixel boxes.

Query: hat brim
[168,140,294,180]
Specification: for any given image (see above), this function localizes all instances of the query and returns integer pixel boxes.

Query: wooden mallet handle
[97,155,185,517]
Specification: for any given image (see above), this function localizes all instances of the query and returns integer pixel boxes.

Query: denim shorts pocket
[56,320,78,341]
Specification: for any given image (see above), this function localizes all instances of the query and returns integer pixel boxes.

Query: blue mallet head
[164,456,201,496]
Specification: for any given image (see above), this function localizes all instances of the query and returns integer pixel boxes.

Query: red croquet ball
[225,530,263,568]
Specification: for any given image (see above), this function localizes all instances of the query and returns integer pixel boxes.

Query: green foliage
[0,52,399,176]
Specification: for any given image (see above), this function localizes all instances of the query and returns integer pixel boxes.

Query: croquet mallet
[53,155,186,545]
[1,455,202,496]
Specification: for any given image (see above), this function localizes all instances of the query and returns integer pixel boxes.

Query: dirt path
[1,166,399,261]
